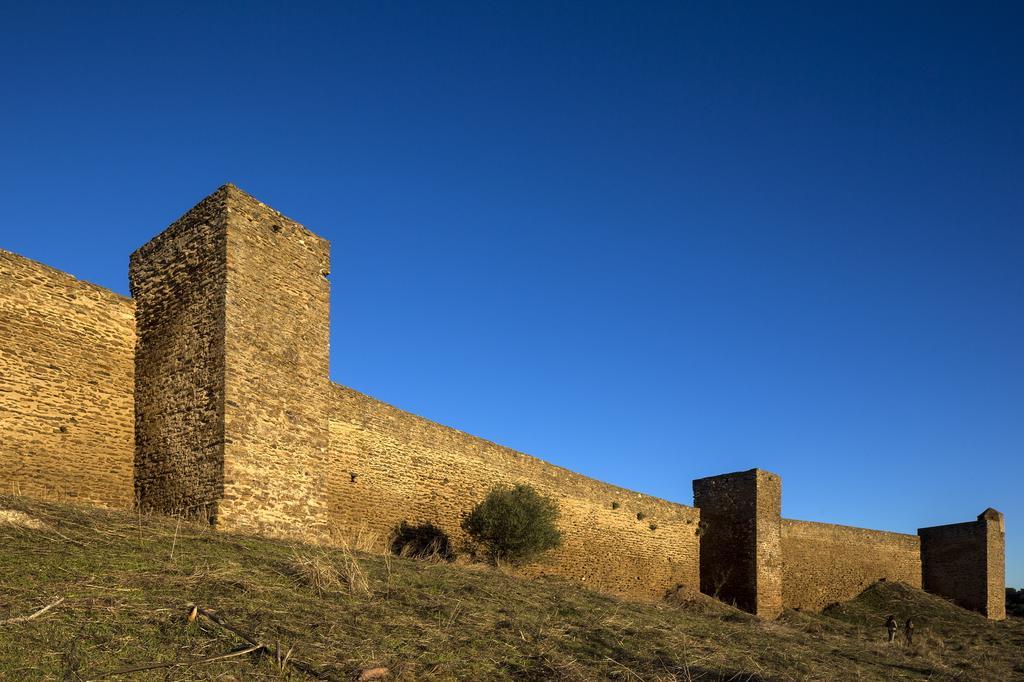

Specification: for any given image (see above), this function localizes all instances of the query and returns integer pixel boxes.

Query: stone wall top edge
[917,519,982,535]
[223,185,330,247]
[977,507,1003,521]
[0,248,134,305]
[328,381,697,513]
[782,517,920,541]
[128,186,231,262]
[692,466,765,483]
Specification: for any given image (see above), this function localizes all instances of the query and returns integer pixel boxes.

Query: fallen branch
[0,597,65,625]
[48,528,89,548]
[189,604,335,680]
[85,603,336,680]
[90,643,263,678]
[169,516,181,561]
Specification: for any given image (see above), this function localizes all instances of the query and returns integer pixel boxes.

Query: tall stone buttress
[129,184,332,539]
[693,469,783,618]
[919,508,1006,620]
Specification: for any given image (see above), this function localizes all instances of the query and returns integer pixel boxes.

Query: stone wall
[919,510,1006,619]
[692,469,783,617]
[125,184,699,600]
[0,185,1008,619]
[781,519,921,611]
[325,383,701,601]
[0,250,135,508]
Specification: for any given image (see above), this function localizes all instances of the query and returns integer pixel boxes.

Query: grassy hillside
[0,495,1020,680]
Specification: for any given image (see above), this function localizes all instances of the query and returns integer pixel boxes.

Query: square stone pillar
[919,508,1006,620]
[130,185,332,540]
[693,468,783,617]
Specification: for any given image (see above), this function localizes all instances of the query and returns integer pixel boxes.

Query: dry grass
[288,550,343,597]
[664,583,756,622]
[332,525,382,554]
[287,547,371,598]
[0,508,48,530]
[0,494,1020,680]
[337,548,371,596]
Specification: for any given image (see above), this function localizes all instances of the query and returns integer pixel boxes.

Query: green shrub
[390,521,455,561]
[611,501,620,510]
[462,484,562,564]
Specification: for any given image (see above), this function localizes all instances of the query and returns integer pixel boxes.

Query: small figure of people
[885,614,897,643]
[904,616,914,645]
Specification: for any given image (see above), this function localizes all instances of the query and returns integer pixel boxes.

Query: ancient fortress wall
[0,185,1007,619]
[136,185,701,600]
[0,250,135,508]
[780,519,921,611]
[326,383,701,600]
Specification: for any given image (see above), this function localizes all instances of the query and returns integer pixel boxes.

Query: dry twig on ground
[0,597,65,625]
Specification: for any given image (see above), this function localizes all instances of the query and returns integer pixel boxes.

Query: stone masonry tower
[919,508,1006,620]
[693,469,784,618]
[129,185,331,538]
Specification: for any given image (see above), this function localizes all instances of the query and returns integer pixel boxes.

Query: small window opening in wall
[320,268,331,281]
[270,224,282,234]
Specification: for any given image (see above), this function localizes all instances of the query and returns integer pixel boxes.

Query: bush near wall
[462,484,562,565]
[390,521,455,561]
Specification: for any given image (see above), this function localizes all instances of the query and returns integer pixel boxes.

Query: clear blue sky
[1,3,1021,586]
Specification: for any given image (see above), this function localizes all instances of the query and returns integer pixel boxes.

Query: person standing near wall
[885,615,897,643]
[904,617,914,645]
